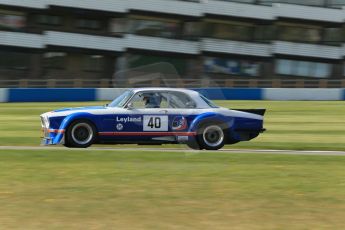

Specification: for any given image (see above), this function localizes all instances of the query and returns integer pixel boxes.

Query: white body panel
[43,88,263,121]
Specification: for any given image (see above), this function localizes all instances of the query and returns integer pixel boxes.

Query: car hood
[41,106,110,118]
[53,106,105,113]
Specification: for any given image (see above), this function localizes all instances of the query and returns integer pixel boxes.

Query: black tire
[186,138,202,150]
[197,123,227,150]
[64,119,97,148]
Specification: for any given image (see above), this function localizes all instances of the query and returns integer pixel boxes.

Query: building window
[127,54,187,76]
[275,59,331,78]
[277,23,322,43]
[0,51,30,70]
[0,10,26,30]
[254,24,274,42]
[183,21,201,39]
[328,0,345,8]
[314,63,330,78]
[109,18,127,35]
[43,52,66,69]
[76,18,101,30]
[37,15,62,26]
[204,20,254,41]
[204,57,261,77]
[323,27,343,45]
[83,55,104,72]
[129,16,181,39]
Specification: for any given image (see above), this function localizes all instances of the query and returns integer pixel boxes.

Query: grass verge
[0,149,345,229]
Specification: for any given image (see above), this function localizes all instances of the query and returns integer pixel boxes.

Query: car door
[112,91,169,140]
[164,91,199,133]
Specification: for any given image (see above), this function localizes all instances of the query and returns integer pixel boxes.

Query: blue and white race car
[40,88,265,150]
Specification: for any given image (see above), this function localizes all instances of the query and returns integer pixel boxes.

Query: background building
[0,0,345,87]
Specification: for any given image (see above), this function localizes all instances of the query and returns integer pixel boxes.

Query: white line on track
[0,146,345,156]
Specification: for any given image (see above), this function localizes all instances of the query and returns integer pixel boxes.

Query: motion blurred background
[1,0,345,88]
[1,2,345,229]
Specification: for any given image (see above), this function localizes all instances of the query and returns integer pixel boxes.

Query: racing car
[40,88,266,150]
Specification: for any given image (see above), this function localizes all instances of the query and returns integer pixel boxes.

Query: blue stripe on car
[48,112,263,145]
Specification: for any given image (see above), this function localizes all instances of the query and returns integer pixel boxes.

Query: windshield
[199,93,219,108]
[108,90,134,108]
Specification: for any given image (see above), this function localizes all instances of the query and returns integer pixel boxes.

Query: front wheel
[64,120,96,148]
[198,124,226,150]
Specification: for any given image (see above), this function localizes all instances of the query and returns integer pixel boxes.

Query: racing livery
[40,88,266,150]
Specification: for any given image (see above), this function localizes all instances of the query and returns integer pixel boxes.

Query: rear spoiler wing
[234,109,266,116]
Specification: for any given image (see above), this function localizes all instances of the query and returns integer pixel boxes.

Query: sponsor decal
[172,116,188,131]
[116,123,124,131]
[116,116,142,123]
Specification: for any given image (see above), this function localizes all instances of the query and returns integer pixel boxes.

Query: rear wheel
[64,120,96,148]
[187,122,227,151]
[198,123,226,150]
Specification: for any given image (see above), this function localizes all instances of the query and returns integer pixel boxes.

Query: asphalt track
[0,146,345,156]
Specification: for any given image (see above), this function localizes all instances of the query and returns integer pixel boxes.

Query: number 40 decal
[147,117,161,129]
[143,116,168,131]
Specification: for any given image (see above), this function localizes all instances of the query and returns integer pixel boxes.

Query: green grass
[0,101,344,150]
[0,150,345,229]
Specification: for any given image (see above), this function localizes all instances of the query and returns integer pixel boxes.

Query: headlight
[45,116,50,128]
[40,116,50,128]
[40,116,45,127]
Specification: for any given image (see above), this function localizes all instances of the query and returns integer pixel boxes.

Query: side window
[129,92,168,109]
[168,92,196,108]
[159,93,169,108]
[129,94,146,109]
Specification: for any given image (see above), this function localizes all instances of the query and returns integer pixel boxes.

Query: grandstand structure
[0,0,345,88]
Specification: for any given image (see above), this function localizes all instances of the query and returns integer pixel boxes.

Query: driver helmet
[142,93,161,108]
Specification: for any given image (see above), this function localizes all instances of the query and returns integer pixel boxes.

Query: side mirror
[127,103,134,110]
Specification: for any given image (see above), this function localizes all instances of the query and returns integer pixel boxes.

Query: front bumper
[41,137,53,146]
[40,128,65,145]
[41,128,53,145]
